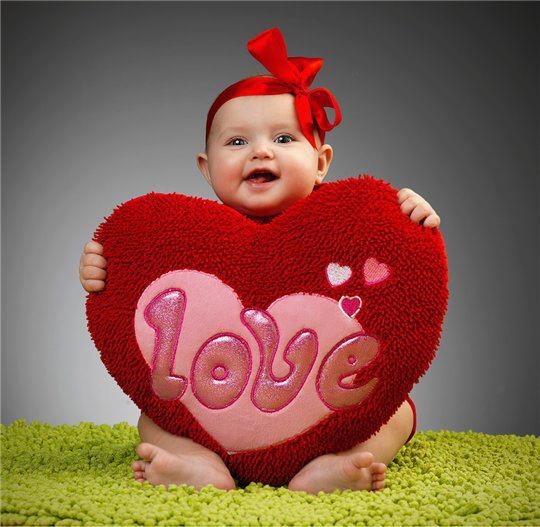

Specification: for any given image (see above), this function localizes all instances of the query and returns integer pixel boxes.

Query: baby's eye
[276,134,293,144]
[228,137,247,146]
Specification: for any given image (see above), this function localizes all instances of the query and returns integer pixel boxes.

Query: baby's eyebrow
[217,127,248,138]
[217,123,299,138]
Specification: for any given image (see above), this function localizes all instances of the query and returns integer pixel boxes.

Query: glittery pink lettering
[316,334,379,410]
[144,289,188,400]
[191,334,251,409]
[242,309,317,412]
[142,287,379,413]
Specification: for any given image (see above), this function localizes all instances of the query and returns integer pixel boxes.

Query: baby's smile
[245,178,279,191]
[244,169,280,189]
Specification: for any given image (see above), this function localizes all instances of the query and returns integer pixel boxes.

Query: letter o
[191,334,251,409]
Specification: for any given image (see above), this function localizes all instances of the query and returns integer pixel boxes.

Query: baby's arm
[79,240,107,292]
[397,188,441,228]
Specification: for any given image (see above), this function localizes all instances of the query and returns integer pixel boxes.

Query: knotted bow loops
[292,84,309,97]
[245,27,342,148]
[309,88,342,131]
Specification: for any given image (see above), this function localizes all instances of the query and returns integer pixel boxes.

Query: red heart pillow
[86,175,448,487]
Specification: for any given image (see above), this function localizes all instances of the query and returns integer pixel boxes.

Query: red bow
[247,28,342,148]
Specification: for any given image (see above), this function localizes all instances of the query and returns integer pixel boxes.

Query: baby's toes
[132,460,147,482]
[132,460,146,472]
[373,472,385,482]
[340,452,375,489]
[372,478,385,491]
[371,462,386,477]
[371,462,386,491]
[133,471,146,483]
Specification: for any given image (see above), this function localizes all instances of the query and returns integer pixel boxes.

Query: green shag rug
[1,420,538,527]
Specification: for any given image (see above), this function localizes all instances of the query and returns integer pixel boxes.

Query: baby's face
[197,94,333,217]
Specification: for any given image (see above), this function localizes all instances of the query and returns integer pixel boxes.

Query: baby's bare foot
[288,451,386,494]
[131,442,236,491]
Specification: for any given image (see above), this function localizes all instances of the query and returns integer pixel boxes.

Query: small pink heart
[339,295,362,318]
[363,257,391,285]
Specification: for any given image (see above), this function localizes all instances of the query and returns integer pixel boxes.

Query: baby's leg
[288,399,414,494]
[132,412,236,491]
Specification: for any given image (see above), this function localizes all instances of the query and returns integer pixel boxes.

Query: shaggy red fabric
[86,175,448,487]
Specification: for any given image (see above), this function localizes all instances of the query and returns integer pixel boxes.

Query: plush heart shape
[86,175,448,486]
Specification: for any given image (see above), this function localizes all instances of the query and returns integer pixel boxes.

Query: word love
[136,272,380,415]
[134,270,381,451]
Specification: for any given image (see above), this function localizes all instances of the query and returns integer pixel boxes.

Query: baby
[79,28,440,495]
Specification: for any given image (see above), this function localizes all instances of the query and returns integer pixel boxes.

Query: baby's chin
[239,206,284,218]
[226,200,287,218]
[222,195,289,218]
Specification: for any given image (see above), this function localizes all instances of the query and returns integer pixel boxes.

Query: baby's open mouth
[245,172,279,183]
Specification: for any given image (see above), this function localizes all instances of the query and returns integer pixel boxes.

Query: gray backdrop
[2,2,538,435]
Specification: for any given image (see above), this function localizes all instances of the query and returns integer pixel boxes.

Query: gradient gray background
[2,2,538,435]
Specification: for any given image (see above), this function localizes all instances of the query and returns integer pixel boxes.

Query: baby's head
[196,28,342,218]
[197,92,333,218]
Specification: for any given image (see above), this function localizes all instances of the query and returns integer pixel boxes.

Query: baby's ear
[316,143,333,183]
[196,152,211,185]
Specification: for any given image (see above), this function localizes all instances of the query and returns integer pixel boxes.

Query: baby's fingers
[400,195,423,216]
[410,203,433,224]
[423,214,441,229]
[81,252,107,270]
[397,188,416,205]
[81,279,106,293]
[81,265,107,281]
[80,265,107,292]
[84,240,104,255]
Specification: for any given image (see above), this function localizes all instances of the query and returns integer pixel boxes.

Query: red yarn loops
[205,27,342,149]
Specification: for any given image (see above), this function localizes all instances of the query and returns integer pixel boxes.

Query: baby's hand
[79,240,107,292]
[397,188,441,229]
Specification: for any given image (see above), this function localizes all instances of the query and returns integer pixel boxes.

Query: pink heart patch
[363,257,391,285]
[135,270,379,453]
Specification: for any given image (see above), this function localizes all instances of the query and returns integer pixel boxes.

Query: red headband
[205,27,342,149]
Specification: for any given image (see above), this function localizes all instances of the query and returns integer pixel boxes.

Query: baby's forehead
[218,114,299,131]
[213,94,297,126]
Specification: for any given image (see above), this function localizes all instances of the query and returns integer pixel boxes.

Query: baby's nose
[251,140,275,159]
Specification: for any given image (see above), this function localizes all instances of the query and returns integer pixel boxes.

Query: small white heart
[326,262,352,287]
